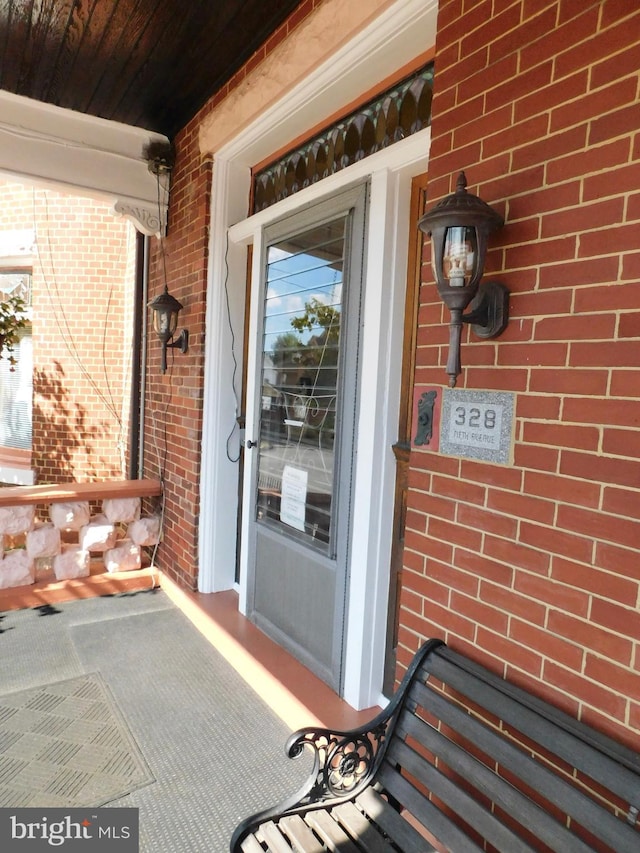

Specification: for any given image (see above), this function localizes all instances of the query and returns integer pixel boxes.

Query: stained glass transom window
[252,63,434,214]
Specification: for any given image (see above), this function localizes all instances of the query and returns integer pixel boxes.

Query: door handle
[246,439,257,449]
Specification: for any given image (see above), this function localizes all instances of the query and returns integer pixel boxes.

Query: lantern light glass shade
[149,287,183,344]
[420,171,503,308]
[153,305,177,338]
[441,226,477,288]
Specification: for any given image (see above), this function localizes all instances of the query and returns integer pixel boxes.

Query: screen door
[246,185,367,690]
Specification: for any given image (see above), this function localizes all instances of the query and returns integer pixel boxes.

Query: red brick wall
[0,179,135,482]
[142,126,211,590]
[401,0,640,747]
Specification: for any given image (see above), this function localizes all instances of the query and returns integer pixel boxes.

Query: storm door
[246,185,367,690]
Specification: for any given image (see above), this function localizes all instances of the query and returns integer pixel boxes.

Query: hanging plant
[0,294,28,369]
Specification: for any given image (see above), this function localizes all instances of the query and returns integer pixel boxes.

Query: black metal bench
[231,639,640,852]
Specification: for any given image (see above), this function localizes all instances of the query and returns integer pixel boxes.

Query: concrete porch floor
[0,568,379,851]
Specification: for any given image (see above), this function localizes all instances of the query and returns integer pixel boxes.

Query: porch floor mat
[0,673,154,807]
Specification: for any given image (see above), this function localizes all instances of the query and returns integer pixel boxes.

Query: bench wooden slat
[305,810,361,852]
[408,678,635,852]
[424,648,640,804]
[280,815,324,852]
[376,763,486,853]
[355,788,438,853]
[240,833,264,853]
[332,801,396,853]
[259,820,295,852]
[388,729,548,853]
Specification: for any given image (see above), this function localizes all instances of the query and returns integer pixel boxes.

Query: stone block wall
[0,498,161,588]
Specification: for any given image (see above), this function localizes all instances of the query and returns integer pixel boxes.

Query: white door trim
[198,0,436,709]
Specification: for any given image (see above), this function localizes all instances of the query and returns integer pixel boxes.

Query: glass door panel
[256,216,347,554]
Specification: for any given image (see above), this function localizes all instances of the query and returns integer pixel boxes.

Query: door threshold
[159,573,380,732]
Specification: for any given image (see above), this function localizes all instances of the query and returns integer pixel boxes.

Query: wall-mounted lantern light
[418,171,509,387]
[149,285,189,373]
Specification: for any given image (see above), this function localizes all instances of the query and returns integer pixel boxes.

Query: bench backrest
[380,644,640,853]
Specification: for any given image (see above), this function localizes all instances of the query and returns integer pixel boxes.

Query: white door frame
[198,0,436,710]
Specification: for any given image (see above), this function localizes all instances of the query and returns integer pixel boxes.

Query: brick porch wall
[0,179,135,482]
[400,0,640,748]
[142,125,211,591]
[143,2,321,590]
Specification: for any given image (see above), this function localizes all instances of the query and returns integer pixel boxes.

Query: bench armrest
[230,638,445,851]
[284,720,388,802]
[230,721,392,851]
[284,639,445,809]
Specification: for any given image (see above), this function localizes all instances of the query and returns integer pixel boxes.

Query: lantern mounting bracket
[462,280,510,339]
[167,328,189,354]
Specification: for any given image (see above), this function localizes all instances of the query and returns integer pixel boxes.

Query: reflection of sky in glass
[264,235,344,344]
[257,216,349,548]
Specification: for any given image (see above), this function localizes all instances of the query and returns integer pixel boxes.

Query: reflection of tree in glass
[271,331,301,367]
[291,298,340,341]
[291,298,340,368]
[270,298,341,401]
[271,299,341,368]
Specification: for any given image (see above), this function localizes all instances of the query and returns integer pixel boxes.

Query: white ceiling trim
[0,90,171,235]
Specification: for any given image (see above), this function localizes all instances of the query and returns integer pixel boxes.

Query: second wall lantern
[418,171,509,387]
[149,285,189,373]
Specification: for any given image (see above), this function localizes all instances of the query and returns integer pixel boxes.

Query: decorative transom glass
[252,63,434,214]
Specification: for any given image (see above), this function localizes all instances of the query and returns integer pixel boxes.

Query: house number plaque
[440,389,515,465]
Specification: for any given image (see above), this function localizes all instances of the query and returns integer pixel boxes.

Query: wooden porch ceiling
[0,0,303,139]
